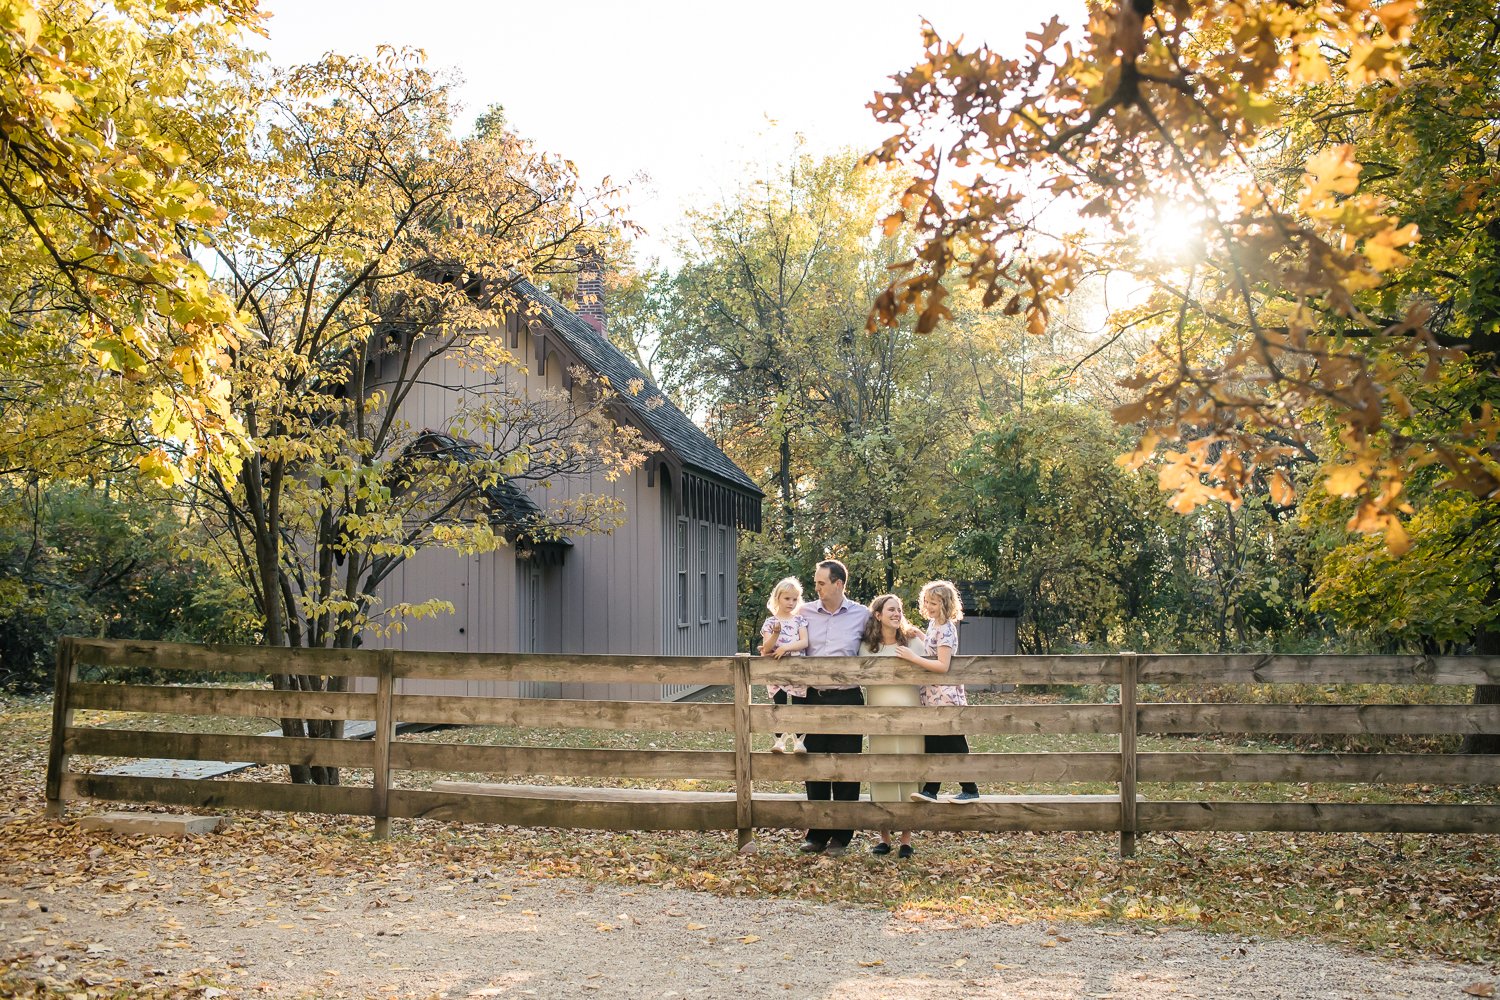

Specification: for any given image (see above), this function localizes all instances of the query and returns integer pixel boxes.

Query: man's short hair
[816,559,848,585]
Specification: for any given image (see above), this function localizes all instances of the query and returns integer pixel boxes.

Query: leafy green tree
[657,147,891,554]
[1310,493,1500,752]
[0,481,253,691]
[949,403,1166,652]
[648,149,1025,620]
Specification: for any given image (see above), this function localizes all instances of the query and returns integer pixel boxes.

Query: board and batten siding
[368,320,737,703]
[658,467,741,661]
[958,616,1018,656]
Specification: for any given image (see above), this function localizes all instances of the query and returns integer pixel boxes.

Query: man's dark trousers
[798,686,864,849]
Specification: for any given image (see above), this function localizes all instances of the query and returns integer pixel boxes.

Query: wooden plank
[1138,752,1500,785]
[68,638,378,678]
[1119,652,1138,858]
[1137,703,1500,735]
[750,752,1120,783]
[392,694,732,731]
[69,683,376,721]
[372,649,395,840]
[414,784,1119,831]
[62,773,375,816]
[45,637,77,817]
[1138,801,1500,834]
[733,657,752,841]
[433,781,738,802]
[63,728,376,769]
[756,703,1120,736]
[1137,654,1500,686]
[393,650,734,686]
[753,654,1118,688]
[392,742,735,779]
[752,797,1122,832]
[388,788,738,830]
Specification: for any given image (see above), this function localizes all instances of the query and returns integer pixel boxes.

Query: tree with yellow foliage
[871,0,1500,746]
[869,0,1496,551]
[0,0,262,480]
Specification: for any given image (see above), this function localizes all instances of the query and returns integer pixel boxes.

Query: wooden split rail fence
[45,638,1500,856]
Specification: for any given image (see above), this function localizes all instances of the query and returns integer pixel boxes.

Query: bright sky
[256,1,1081,267]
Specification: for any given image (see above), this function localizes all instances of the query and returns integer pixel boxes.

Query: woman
[859,593,925,858]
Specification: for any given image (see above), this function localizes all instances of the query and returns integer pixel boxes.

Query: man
[794,559,869,857]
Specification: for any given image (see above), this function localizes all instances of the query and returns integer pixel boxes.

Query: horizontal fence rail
[44,638,1500,856]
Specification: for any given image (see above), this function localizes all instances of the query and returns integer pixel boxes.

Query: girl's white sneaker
[771,736,787,754]
[792,736,807,754]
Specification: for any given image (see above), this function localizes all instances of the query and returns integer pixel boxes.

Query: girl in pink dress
[893,580,981,803]
[759,576,810,753]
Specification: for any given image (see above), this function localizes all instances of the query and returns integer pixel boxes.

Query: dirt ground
[1,824,1492,1000]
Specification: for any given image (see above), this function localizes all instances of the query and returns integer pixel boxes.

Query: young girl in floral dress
[894,579,981,803]
[759,576,810,753]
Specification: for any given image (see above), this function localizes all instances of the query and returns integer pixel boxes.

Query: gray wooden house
[375,275,762,701]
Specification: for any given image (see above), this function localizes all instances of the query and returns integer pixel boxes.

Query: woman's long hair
[860,594,921,652]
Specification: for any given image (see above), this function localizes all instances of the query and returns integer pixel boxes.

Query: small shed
[956,582,1019,691]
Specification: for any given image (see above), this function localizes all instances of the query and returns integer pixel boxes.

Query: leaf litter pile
[0,693,1496,998]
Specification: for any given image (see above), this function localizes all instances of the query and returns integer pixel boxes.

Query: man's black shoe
[798,840,826,854]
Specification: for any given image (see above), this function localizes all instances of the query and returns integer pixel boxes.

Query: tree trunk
[882,508,896,593]
[1460,684,1500,754]
[778,428,794,546]
[1460,626,1500,754]
[273,673,315,785]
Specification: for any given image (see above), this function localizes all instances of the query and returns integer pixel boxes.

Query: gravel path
[1,859,1488,999]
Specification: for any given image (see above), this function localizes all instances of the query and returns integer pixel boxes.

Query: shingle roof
[514,277,762,497]
[405,431,572,550]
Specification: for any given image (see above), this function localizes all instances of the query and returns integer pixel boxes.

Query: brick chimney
[576,247,606,334]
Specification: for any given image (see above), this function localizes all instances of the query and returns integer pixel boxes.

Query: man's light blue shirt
[797,597,870,689]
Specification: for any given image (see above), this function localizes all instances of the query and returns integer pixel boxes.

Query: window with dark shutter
[698,524,710,625]
[676,517,688,628]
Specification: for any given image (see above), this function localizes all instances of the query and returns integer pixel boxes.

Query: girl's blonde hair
[919,580,964,624]
[765,576,804,614]
[860,593,921,651]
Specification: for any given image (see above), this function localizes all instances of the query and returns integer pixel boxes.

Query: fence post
[372,648,396,840]
[45,637,78,819]
[1119,651,1139,859]
[733,656,753,851]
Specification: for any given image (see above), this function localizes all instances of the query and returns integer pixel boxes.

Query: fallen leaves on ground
[0,692,1496,1000]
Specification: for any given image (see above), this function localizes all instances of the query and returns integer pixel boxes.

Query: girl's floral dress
[917,620,966,707]
[761,615,809,698]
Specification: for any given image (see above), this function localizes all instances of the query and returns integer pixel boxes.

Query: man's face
[813,567,844,604]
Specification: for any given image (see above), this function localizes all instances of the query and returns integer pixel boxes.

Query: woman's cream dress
[865,637,925,803]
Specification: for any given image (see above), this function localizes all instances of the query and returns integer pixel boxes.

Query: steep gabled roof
[513,276,762,499]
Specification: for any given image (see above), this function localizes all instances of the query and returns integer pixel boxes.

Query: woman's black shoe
[870,842,892,856]
[897,844,914,859]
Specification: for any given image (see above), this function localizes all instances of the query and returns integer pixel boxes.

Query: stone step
[78,811,226,837]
